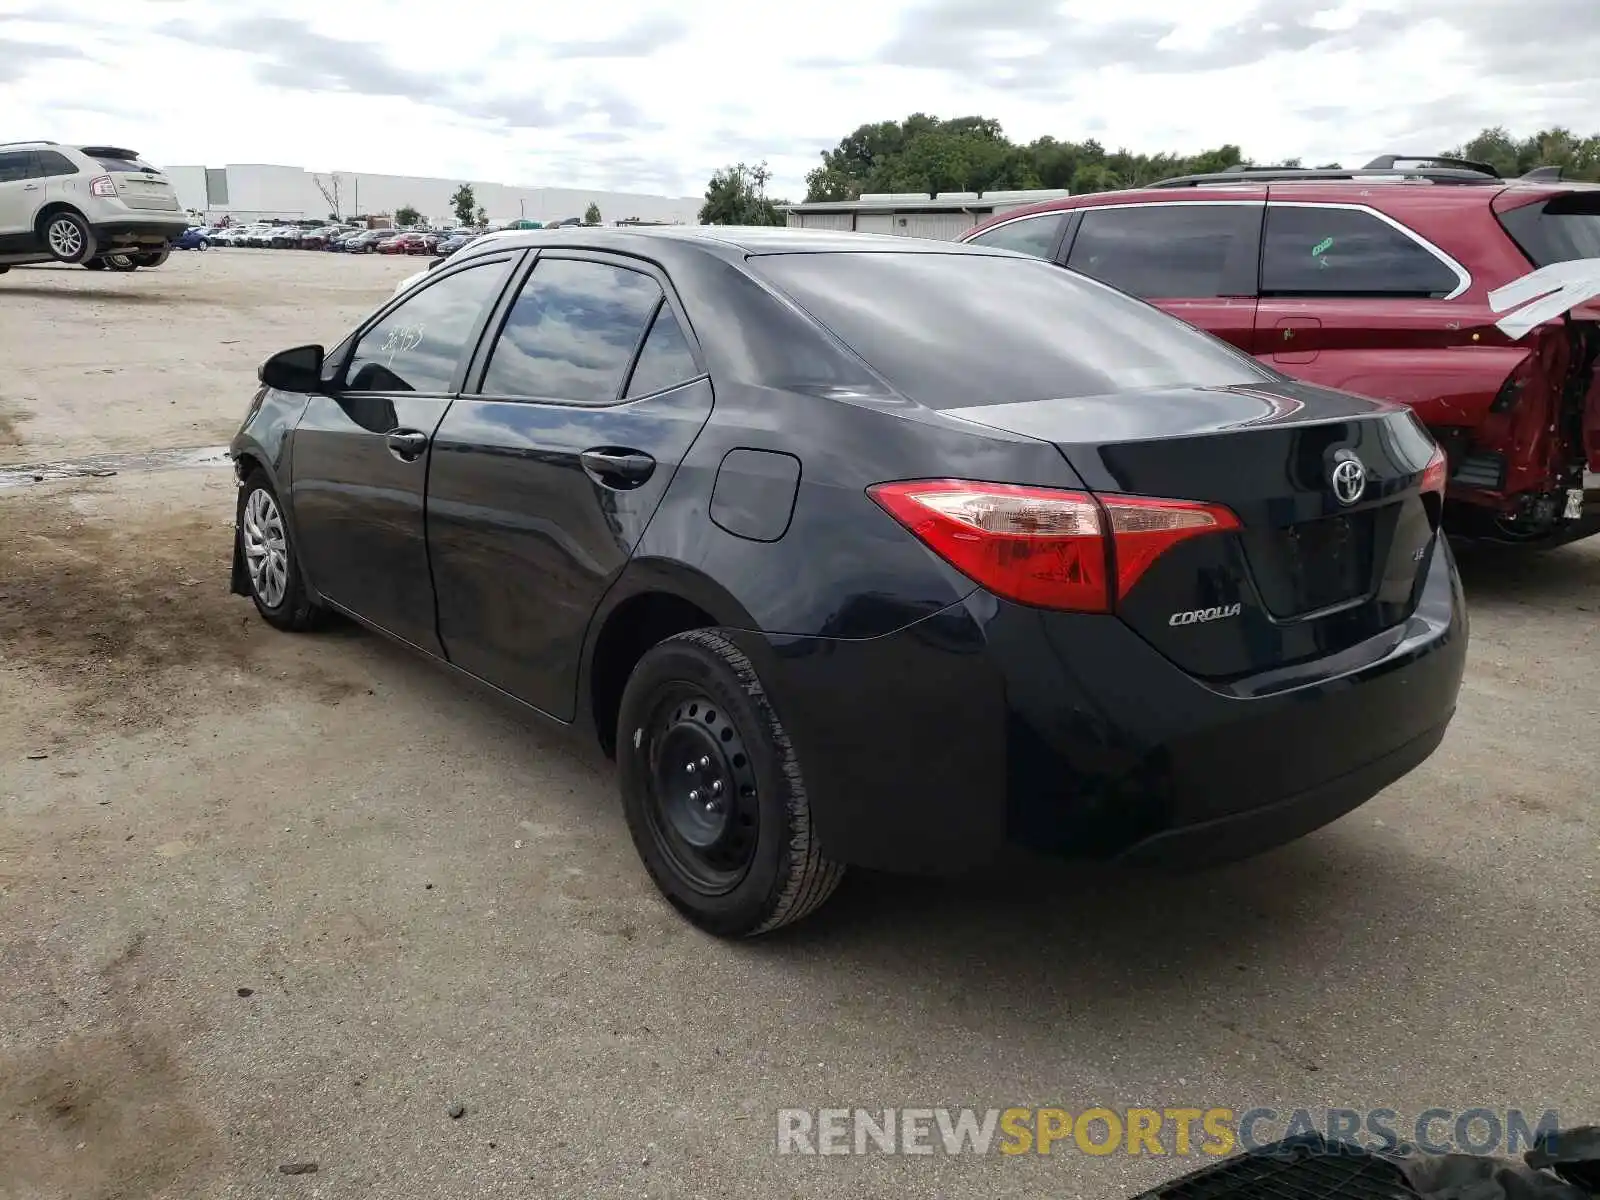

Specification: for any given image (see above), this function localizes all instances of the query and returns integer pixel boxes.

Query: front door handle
[580,448,655,488]
[386,429,429,461]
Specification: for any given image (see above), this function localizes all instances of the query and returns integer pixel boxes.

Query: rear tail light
[1420,445,1448,498]
[89,174,117,198]
[867,479,1239,614]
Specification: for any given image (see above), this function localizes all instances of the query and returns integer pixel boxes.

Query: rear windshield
[1498,192,1600,265]
[87,153,157,173]
[748,250,1272,408]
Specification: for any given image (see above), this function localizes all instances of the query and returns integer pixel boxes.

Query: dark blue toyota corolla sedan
[228,226,1467,936]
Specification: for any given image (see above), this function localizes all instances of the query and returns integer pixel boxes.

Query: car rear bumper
[91,219,186,249]
[750,534,1467,875]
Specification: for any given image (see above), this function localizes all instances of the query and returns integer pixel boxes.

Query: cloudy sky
[2,0,1595,201]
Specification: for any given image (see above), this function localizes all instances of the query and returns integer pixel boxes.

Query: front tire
[238,471,323,631]
[617,629,845,937]
[41,211,96,263]
[131,248,170,268]
[103,254,138,272]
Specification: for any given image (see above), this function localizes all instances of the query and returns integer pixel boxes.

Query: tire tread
[651,628,845,936]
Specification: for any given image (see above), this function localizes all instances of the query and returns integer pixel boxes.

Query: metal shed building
[781,190,1070,241]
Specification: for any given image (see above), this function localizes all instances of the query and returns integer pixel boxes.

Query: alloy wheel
[241,488,289,609]
[47,218,84,259]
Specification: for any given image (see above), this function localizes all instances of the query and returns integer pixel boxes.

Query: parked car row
[191,222,493,255]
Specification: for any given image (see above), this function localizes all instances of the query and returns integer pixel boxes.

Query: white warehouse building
[781,189,1070,240]
[164,162,702,226]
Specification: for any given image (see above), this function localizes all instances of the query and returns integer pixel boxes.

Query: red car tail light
[1420,445,1448,498]
[89,175,117,198]
[867,479,1239,613]
[1099,494,1241,600]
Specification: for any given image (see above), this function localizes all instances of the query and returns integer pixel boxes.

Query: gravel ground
[1,251,1596,1200]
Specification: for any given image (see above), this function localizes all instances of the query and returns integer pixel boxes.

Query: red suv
[960,157,1600,546]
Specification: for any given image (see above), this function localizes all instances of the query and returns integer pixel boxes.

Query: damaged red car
[961,156,1600,546]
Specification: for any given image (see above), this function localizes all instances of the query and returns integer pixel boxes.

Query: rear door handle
[580,448,655,488]
[386,429,429,461]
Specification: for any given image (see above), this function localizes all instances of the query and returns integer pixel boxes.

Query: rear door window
[0,151,34,183]
[1066,204,1261,298]
[624,304,701,398]
[345,258,512,393]
[964,213,1067,260]
[1261,205,1460,297]
[478,257,663,403]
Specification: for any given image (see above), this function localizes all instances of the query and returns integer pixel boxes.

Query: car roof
[975,175,1600,228]
[455,224,1020,261]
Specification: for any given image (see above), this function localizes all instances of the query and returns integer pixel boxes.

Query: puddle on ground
[0,445,229,491]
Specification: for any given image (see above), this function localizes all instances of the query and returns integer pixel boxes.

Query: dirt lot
[1,251,1597,1200]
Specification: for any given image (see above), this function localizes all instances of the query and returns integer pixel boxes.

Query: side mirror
[428,256,445,270]
[259,344,325,392]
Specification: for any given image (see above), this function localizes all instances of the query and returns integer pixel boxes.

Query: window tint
[965,213,1066,260]
[1262,206,1459,297]
[624,305,700,397]
[1067,204,1259,298]
[87,153,156,173]
[480,258,662,402]
[345,259,510,393]
[1497,193,1600,266]
[0,152,33,183]
[34,151,78,177]
[751,251,1271,409]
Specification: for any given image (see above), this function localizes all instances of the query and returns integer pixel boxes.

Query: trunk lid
[80,146,181,213]
[943,381,1443,681]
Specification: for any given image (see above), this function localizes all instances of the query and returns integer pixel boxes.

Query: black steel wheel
[617,629,845,937]
[645,685,763,893]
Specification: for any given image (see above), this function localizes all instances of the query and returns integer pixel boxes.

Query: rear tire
[131,248,169,268]
[237,471,323,632]
[103,254,138,272]
[41,211,96,264]
[617,629,845,937]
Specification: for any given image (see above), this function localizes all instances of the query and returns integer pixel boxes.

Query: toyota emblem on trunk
[1330,453,1367,506]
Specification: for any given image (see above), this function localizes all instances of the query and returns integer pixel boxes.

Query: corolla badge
[1169,603,1242,627]
[1330,452,1367,506]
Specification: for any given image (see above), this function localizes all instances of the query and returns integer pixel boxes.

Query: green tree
[395,204,421,227]
[1447,126,1600,180]
[699,161,787,225]
[584,202,602,225]
[450,184,476,226]
[475,206,487,226]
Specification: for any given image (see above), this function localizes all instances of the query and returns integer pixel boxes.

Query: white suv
[0,141,189,273]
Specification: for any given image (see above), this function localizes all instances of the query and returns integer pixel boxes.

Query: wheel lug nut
[688,789,700,803]
[699,756,711,769]
[710,780,723,795]
[685,761,697,773]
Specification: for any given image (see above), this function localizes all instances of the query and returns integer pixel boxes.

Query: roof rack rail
[1517,165,1565,181]
[1148,166,1500,188]
[1362,154,1499,177]
[0,139,57,148]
